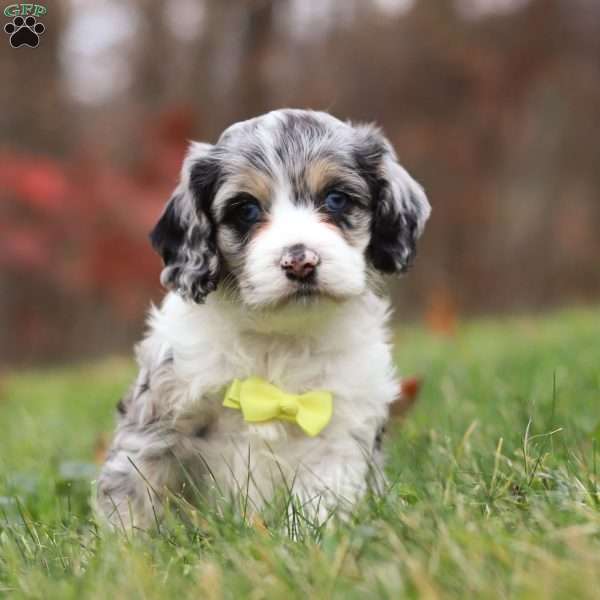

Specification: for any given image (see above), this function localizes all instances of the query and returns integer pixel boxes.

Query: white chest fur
[127,290,399,513]
[147,291,397,428]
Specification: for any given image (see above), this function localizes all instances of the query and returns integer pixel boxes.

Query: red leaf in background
[17,163,69,211]
[0,153,70,213]
[0,230,48,269]
[86,232,158,287]
[0,116,182,330]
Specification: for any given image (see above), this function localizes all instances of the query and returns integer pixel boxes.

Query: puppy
[96,109,430,530]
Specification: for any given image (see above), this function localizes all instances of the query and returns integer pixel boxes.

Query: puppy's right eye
[238,202,262,225]
[226,194,263,227]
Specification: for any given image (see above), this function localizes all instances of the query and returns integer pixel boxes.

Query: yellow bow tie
[223,376,333,437]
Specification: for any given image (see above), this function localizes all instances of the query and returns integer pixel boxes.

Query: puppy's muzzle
[280,244,320,282]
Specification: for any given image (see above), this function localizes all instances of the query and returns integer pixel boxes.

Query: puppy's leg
[96,367,196,530]
[294,437,378,526]
[96,422,185,531]
[97,347,215,530]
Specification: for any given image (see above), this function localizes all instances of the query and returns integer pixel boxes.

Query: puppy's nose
[280,244,320,281]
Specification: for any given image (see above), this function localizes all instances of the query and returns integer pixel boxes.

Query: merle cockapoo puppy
[96,109,430,529]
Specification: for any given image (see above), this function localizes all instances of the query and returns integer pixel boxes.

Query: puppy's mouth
[282,279,347,306]
[291,282,320,301]
[236,269,350,310]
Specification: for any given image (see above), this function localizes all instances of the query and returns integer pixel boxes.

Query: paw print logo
[4,15,45,48]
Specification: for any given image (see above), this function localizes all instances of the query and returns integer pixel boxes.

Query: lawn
[1,308,600,599]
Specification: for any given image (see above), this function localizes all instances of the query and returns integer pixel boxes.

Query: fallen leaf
[390,376,423,418]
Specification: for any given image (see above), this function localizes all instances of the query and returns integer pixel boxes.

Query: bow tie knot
[223,377,333,437]
[279,396,299,417]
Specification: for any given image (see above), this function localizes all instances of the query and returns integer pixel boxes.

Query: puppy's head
[150,109,430,308]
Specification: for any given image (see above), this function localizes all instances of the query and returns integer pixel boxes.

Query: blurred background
[1,0,599,366]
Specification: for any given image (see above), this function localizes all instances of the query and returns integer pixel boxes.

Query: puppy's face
[150,110,430,310]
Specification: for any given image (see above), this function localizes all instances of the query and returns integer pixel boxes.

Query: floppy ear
[364,133,431,274]
[149,143,221,303]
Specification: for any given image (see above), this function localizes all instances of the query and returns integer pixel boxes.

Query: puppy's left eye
[324,191,349,213]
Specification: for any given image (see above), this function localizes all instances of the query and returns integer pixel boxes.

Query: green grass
[1,308,600,599]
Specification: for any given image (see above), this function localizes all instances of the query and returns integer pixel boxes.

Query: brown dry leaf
[389,376,423,419]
